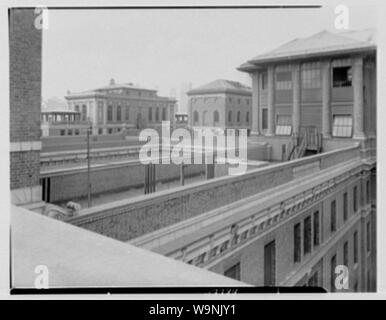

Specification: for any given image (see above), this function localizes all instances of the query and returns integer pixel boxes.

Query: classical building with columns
[238,29,376,161]
[187,79,252,134]
[65,79,177,135]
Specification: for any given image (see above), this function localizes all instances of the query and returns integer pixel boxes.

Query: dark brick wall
[10,151,40,189]
[47,163,205,203]
[9,9,42,190]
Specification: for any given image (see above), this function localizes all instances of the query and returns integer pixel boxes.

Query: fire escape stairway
[287,126,322,161]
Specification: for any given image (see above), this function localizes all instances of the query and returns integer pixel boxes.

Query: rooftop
[238,28,376,71]
[11,205,244,288]
[187,79,251,96]
[65,79,176,101]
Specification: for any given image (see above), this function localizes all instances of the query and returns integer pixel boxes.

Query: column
[251,72,260,135]
[266,65,275,136]
[292,63,301,136]
[353,56,365,139]
[322,60,331,138]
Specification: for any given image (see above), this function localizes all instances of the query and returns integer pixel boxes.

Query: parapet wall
[43,162,205,203]
[66,144,361,242]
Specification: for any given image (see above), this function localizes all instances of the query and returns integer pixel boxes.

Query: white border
[0,0,385,300]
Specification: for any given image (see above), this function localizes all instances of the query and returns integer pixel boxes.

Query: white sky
[42,4,377,104]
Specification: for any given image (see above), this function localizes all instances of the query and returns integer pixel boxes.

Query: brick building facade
[187,79,252,133]
[10,8,42,206]
[65,79,177,136]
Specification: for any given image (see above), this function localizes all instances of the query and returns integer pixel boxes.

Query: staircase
[288,126,322,161]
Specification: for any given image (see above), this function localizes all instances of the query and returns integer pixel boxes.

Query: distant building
[238,29,376,160]
[65,79,177,135]
[40,109,91,137]
[187,79,252,134]
[174,112,188,128]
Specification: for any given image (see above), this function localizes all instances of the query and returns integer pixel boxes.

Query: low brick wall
[45,162,205,203]
[66,144,360,242]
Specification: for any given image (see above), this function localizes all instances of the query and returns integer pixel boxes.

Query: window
[333,66,352,87]
[261,73,267,90]
[75,129,79,135]
[294,223,301,263]
[304,216,311,255]
[228,111,232,123]
[60,129,65,136]
[98,104,103,123]
[116,105,121,121]
[82,104,87,121]
[262,109,268,130]
[75,105,80,112]
[214,110,219,123]
[264,240,276,286]
[332,115,352,137]
[366,180,370,204]
[276,65,292,90]
[343,192,348,222]
[108,128,113,134]
[237,111,241,123]
[301,62,321,89]
[155,108,159,121]
[246,99,250,105]
[353,231,358,264]
[313,211,320,247]
[330,254,337,292]
[344,241,349,267]
[353,186,358,213]
[162,107,166,121]
[67,129,72,135]
[224,263,241,281]
[275,115,292,135]
[125,106,130,121]
[107,105,113,122]
[98,128,103,135]
[331,200,337,233]
[148,107,152,121]
[367,221,371,253]
[193,111,199,124]
[246,112,249,123]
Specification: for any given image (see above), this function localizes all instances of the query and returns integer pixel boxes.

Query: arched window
[82,104,87,121]
[125,106,130,121]
[237,111,241,122]
[75,105,80,112]
[228,111,232,123]
[155,108,159,121]
[162,107,167,121]
[246,112,249,123]
[214,110,219,123]
[148,107,152,121]
[194,111,199,124]
[116,105,121,121]
[107,105,113,122]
